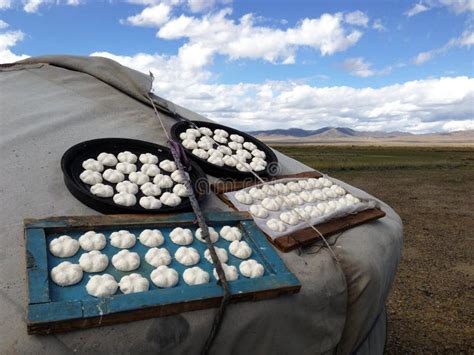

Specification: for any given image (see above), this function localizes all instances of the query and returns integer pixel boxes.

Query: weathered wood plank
[25,228,50,304]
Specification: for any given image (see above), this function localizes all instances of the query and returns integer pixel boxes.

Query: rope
[146,92,230,355]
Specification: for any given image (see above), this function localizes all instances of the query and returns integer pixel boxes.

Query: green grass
[272,145,474,173]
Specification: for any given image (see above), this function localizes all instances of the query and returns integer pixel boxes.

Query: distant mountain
[248,127,474,145]
[248,126,412,138]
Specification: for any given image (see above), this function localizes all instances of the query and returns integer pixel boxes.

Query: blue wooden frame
[24,212,301,334]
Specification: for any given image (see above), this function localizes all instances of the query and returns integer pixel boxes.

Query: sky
[0,0,473,133]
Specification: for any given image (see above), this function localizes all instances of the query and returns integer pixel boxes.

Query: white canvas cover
[0,55,403,354]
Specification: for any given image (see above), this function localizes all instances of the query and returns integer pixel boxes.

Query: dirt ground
[275,146,474,353]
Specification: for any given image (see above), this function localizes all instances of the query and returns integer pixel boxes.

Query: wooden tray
[213,172,386,252]
[24,212,301,335]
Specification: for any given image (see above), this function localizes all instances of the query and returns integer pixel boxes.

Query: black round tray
[170,120,279,179]
[61,138,209,214]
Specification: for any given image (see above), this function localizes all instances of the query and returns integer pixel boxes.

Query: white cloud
[0,0,11,10]
[187,0,232,13]
[91,51,474,133]
[151,9,365,67]
[341,57,374,77]
[372,19,386,31]
[344,10,369,27]
[405,0,474,17]
[124,3,171,27]
[414,31,474,64]
[0,30,29,63]
[23,0,82,13]
[0,19,8,29]
[405,3,429,17]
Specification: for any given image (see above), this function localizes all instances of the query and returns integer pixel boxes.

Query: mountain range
[248,127,474,145]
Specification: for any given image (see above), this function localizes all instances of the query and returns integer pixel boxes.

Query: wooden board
[24,212,301,335]
[213,173,386,252]
[211,171,323,194]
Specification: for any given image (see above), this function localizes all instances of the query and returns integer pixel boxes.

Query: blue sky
[1,0,473,132]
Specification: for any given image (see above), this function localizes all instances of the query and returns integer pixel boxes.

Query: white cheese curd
[235,191,253,205]
[183,267,209,286]
[248,187,266,200]
[79,231,106,251]
[251,149,266,159]
[141,163,160,177]
[319,177,333,187]
[150,265,179,288]
[198,127,213,136]
[140,182,161,196]
[198,139,213,150]
[242,142,256,151]
[139,153,158,165]
[230,134,245,143]
[228,141,242,151]
[169,227,193,245]
[80,170,103,185]
[239,259,264,278]
[49,235,80,257]
[139,229,164,247]
[112,250,140,271]
[213,135,228,144]
[160,192,181,207]
[97,152,118,167]
[287,193,304,206]
[286,181,302,192]
[261,197,281,211]
[116,162,137,175]
[236,162,251,172]
[300,190,315,203]
[174,247,200,266]
[326,200,338,213]
[173,184,189,197]
[323,187,337,199]
[308,178,322,189]
[117,151,137,164]
[118,273,149,294]
[298,180,311,190]
[180,132,194,141]
[82,158,104,172]
[139,196,162,209]
[303,205,322,218]
[128,171,150,185]
[153,174,174,189]
[229,240,252,259]
[251,157,267,166]
[86,274,118,297]
[159,159,177,172]
[51,261,83,286]
[103,169,125,183]
[317,202,328,213]
[311,189,326,201]
[223,155,238,167]
[109,230,136,248]
[235,149,252,160]
[250,160,266,171]
[274,195,291,209]
[207,155,224,166]
[214,129,229,138]
[279,211,300,226]
[192,148,209,159]
[273,183,290,195]
[217,145,232,155]
[145,247,171,267]
[90,183,114,198]
[113,192,136,207]
[116,181,139,194]
[204,247,228,264]
[79,250,109,273]
[266,218,287,232]
[171,170,186,183]
[261,184,277,196]
[213,263,238,281]
[195,227,219,243]
[219,225,242,242]
[182,138,198,150]
[331,185,346,195]
[208,148,223,158]
[185,128,201,138]
[249,204,269,218]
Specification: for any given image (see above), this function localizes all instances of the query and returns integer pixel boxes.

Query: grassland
[272,145,474,353]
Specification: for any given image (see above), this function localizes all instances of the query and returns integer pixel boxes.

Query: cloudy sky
[1,0,473,133]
